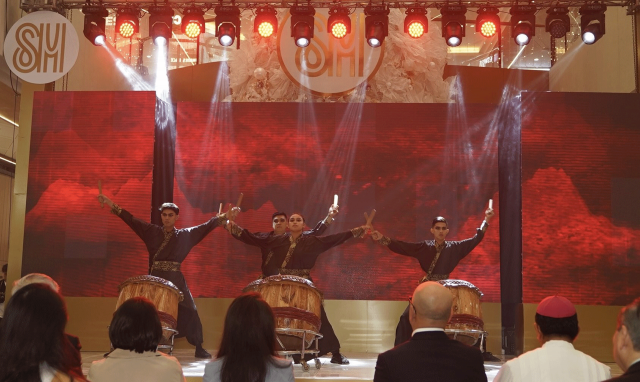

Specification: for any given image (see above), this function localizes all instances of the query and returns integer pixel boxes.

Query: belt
[261,268,311,280]
[419,273,449,283]
[152,261,181,272]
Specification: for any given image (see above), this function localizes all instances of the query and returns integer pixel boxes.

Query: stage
[80,350,623,381]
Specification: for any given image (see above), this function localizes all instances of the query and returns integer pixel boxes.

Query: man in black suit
[605,297,640,381]
[373,281,487,382]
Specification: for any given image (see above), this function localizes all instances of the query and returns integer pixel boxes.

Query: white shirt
[494,340,611,382]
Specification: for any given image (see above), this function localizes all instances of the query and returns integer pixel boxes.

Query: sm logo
[277,9,384,97]
[4,11,79,84]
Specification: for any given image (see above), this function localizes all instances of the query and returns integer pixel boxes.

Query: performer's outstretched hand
[224,219,237,233]
[97,194,114,209]
[371,230,383,241]
[328,203,339,219]
[485,207,495,222]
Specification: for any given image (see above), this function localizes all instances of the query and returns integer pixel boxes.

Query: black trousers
[394,304,413,346]
[318,304,341,356]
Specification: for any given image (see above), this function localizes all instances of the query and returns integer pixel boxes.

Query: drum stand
[275,328,324,372]
[158,327,178,355]
[445,328,488,350]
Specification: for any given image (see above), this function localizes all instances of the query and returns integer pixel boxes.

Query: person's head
[288,213,305,233]
[109,297,163,354]
[1,263,6,279]
[409,282,453,331]
[159,203,180,230]
[217,293,277,382]
[0,283,79,381]
[534,295,579,344]
[13,273,60,296]
[612,297,640,372]
[272,211,288,235]
[430,216,449,243]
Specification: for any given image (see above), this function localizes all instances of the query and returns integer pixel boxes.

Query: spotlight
[149,5,174,46]
[441,5,466,47]
[476,6,500,38]
[116,7,139,39]
[327,6,351,39]
[545,6,570,39]
[580,3,606,45]
[82,4,108,46]
[182,7,205,39]
[215,4,241,48]
[510,5,536,46]
[290,5,316,48]
[404,6,428,39]
[364,4,389,48]
[254,5,278,38]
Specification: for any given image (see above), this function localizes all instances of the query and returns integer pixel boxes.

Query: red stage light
[254,6,278,38]
[331,22,348,38]
[404,7,428,38]
[119,20,136,38]
[476,6,500,39]
[257,21,274,37]
[115,8,139,39]
[327,6,351,39]
[480,20,497,37]
[184,21,202,38]
[407,21,425,38]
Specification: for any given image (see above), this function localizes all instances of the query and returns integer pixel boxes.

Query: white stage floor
[81,350,622,381]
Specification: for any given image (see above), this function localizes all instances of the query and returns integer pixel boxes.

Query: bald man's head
[410,282,453,329]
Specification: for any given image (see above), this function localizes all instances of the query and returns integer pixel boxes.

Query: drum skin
[437,279,485,346]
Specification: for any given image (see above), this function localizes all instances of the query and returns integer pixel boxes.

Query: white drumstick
[334,194,338,206]
[489,199,493,209]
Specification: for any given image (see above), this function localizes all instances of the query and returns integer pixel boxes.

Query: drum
[243,275,322,351]
[116,275,184,341]
[437,279,485,346]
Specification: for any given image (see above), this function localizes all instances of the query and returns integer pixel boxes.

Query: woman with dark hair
[88,297,186,382]
[203,293,294,382]
[0,283,86,382]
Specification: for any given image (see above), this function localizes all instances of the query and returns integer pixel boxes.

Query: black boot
[330,350,349,365]
[195,344,212,359]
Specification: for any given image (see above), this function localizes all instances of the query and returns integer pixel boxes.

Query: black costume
[113,205,225,347]
[378,221,488,345]
[603,361,640,382]
[229,222,365,356]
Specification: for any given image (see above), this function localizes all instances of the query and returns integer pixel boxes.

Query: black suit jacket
[604,361,640,382]
[374,330,487,382]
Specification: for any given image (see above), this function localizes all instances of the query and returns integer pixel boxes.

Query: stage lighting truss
[215,4,241,48]
[579,3,606,45]
[545,6,570,39]
[510,4,536,46]
[404,6,428,38]
[116,7,139,39]
[290,4,316,48]
[328,5,351,39]
[182,6,206,39]
[475,6,500,38]
[254,5,278,38]
[440,5,467,47]
[82,4,109,46]
[149,5,174,46]
[364,4,390,48]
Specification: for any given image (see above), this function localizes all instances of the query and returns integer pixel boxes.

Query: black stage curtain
[151,98,177,225]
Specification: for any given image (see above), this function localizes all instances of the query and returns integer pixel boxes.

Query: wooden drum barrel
[243,275,322,351]
[116,275,184,341]
[437,279,485,345]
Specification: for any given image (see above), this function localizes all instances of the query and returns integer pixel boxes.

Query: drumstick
[334,194,338,206]
[98,180,103,208]
[236,193,244,209]
[218,203,222,215]
[364,209,376,226]
[488,199,493,209]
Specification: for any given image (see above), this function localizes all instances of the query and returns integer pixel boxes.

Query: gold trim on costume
[419,273,450,283]
[152,261,181,272]
[351,227,365,238]
[230,223,243,237]
[281,235,302,268]
[378,236,391,246]
[111,203,122,216]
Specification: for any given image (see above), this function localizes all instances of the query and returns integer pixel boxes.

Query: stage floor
[81,350,623,381]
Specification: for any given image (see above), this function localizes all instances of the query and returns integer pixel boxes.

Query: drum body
[437,279,484,345]
[116,275,184,341]
[244,275,322,351]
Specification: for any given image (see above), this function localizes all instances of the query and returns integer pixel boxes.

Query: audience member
[88,297,186,382]
[494,295,610,382]
[203,292,294,382]
[0,283,86,382]
[0,263,6,323]
[373,281,487,382]
[604,297,640,381]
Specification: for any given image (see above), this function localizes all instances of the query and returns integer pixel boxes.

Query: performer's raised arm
[305,203,340,236]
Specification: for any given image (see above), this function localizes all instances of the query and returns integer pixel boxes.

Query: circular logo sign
[277,9,384,97]
[3,11,79,84]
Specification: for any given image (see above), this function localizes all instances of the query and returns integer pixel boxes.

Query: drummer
[97,194,233,359]
[371,205,494,346]
[224,211,371,365]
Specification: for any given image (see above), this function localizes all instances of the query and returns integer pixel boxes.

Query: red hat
[536,295,576,318]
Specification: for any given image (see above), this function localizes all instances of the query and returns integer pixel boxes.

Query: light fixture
[215,5,241,48]
[404,6,428,39]
[545,6,570,39]
[82,4,108,46]
[510,4,536,46]
[476,6,500,38]
[580,3,606,45]
[149,5,174,46]
[116,7,139,39]
[441,5,466,47]
[290,5,316,48]
[327,6,351,39]
[254,5,278,38]
[182,6,205,39]
[364,4,389,48]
